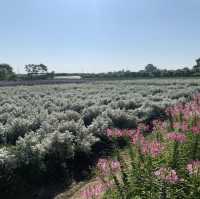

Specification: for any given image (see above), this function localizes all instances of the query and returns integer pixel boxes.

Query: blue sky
[0,0,200,73]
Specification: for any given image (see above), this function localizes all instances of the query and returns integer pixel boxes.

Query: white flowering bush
[106,109,137,129]
[5,118,31,144]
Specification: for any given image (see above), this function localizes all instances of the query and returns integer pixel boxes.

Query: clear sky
[0,0,200,73]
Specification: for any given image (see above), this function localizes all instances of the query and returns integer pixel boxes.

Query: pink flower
[106,129,133,138]
[110,160,121,172]
[81,183,107,199]
[154,167,179,184]
[97,158,120,176]
[152,120,164,131]
[130,129,145,145]
[191,126,200,135]
[107,129,123,137]
[167,132,187,143]
[154,167,167,177]
[165,169,179,184]
[141,141,164,157]
[97,159,109,175]
[186,161,200,175]
[173,122,189,132]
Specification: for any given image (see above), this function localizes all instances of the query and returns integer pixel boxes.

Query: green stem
[192,134,199,160]
[172,141,179,169]
[160,182,167,199]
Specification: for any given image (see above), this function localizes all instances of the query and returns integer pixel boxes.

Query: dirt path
[54,177,101,199]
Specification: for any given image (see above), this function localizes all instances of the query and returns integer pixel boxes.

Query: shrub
[107,109,137,129]
[83,106,101,126]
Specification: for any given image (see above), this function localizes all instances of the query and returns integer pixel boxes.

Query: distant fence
[0,79,90,87]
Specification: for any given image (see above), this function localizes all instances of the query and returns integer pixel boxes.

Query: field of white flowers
[0,79,200,197]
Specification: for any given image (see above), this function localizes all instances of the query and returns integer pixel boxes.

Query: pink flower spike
[97,158,120,176]
[165,169,179,184]
[130,129,145,145]
[154,167,179,184]
[141,141,164,157]
[81,183,106,199]
[106,128,134,138]
[191,126,200,135]
[167,132,187,143]
[186,161,200,175]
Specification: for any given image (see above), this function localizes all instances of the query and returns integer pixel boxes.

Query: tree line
[84,58,200,79]
[0,58,200,80]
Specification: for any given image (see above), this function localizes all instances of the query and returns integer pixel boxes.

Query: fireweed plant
[81,94,200,199]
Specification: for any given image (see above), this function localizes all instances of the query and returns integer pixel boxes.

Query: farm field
[0,78,200,198]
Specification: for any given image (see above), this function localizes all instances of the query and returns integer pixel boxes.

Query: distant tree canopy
[145,64,158,73]
[23,64,56,80]
[82,58,200,79]
[25,64,48,75]
[0,63,15,80]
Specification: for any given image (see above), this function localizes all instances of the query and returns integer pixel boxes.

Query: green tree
[0,63,15,80]
[24,64,48,79]
[144,64,160,77]
[24,64,48,74]
[145,64,158,73]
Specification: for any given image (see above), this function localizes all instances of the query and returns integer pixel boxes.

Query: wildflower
[154,167,179,184]
[152,120,163,131]
[110,160,121,172]
[130,129,145,145]
[97,158,120,176]
[167,132,187,143]
[97,159,109,175]
[154,167,166,178]
[81,183,106,199]
[81,181,114,199]
[106,129,123,137]
[173,122,189,132]
[165,169,179,184]
[186,161,200,175]
[141,141,164,157]
[106,129,133,138]
[191,126,200,135]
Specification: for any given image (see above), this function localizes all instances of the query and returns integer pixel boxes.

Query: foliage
[24,64,48,74]
[23,64,54,80]
[0,63,16,80]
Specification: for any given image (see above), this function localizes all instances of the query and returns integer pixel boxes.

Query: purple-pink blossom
[141,141,164,157]
[106,128,133,138]
[97,158,120,176]
[167,132,187,143]
[186,161,200,175]
[130,129,145,145]
[81,183,108,199]
[154,167,179,184]
[173,122,189,132]
[191,126,200,135]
